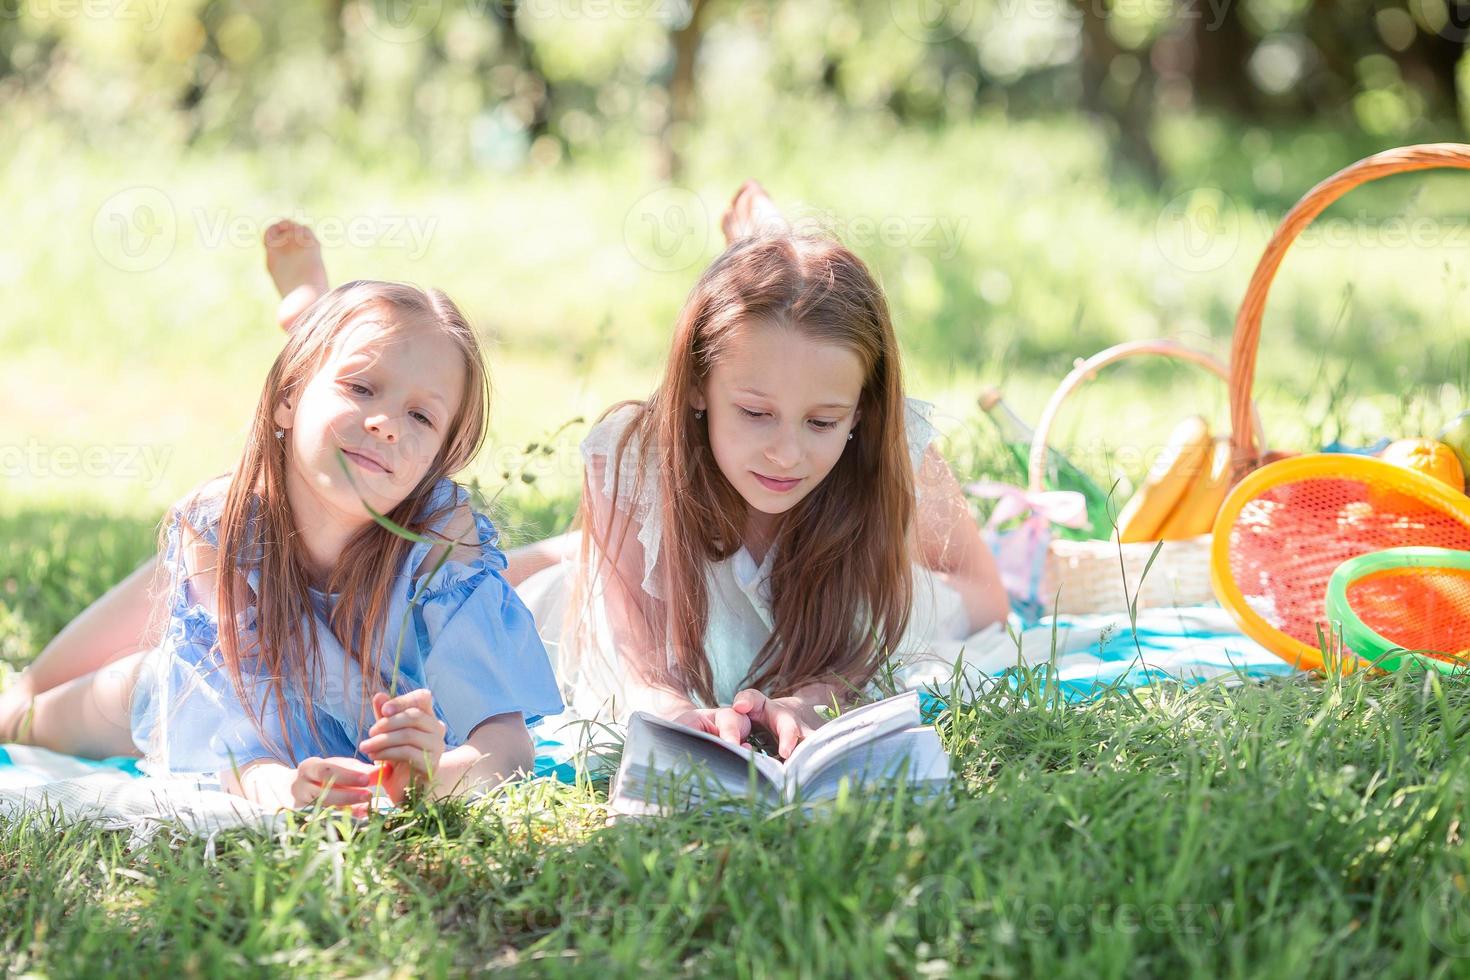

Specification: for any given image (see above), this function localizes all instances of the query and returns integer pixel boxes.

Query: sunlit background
[6,0,1470,535]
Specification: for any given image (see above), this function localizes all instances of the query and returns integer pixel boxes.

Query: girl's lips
[344,449,390,474]
[753,472,801,493]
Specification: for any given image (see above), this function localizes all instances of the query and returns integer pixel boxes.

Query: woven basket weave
[1030,142,1470,616]
[1027,342,1266,616]
[1227,142,1470,478]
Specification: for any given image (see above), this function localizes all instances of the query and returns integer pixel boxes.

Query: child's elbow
[469,713,536,784]
[984,589,1011,632]
[502,724,535,780]
[966,574,1011,634]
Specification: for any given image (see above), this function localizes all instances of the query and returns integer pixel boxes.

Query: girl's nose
[365,414,399,442]
[765,427,800,469]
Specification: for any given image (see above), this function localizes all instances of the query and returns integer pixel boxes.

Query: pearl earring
[275,429,285,439]
[694,409,705,420]
[847,431,855,441]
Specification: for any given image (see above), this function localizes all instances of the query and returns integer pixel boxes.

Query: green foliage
[9,14,1470,964]
[2,0,1467,173]
[7,620,1470,972]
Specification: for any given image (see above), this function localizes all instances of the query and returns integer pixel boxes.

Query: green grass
[5,654,1470,975]
[10,107,1470,973]
[7,414,1470,975]
[8,108,1470,519]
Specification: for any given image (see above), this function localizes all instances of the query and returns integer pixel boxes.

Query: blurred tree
[2,0,1467,177]
[1188,0,1256,115]
[660,0,711,180]
[1077,0,1163,186]
[488,0,556,141]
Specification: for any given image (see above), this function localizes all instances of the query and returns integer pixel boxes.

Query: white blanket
[0,744,283,847]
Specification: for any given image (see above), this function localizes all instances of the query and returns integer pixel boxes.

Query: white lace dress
[515,397,973,725]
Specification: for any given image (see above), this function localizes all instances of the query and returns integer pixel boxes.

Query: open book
[607,691,950,816]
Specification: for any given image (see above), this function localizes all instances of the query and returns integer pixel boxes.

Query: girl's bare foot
[721,180,789,244]
[264,219,329,333]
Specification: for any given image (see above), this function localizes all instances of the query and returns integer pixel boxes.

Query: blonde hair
[166,280,490,762]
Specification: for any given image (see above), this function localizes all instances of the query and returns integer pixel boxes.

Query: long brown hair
[165,281,490,762]
[583,235,914,706]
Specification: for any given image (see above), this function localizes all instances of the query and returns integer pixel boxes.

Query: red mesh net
[1344,566,1470,660]
[1223,474,1470,658]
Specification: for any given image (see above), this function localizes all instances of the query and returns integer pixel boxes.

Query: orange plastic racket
[1211,454,1470,672]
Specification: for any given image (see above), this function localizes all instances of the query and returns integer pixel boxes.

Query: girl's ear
[273,397,294,432]
[690,388,708,412]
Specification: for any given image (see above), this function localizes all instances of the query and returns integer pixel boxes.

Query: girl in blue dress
[6,280,562,814]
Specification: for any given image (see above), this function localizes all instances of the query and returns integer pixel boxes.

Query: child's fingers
[715,707,750,747]
[372,691,390,720]
[367,708,445,738]
[368,745,440,767]
[311,784,375,807]
[731,689,765,716]
[359,728,441,756]
[302,757,375,787]
[382,688,434,718]
[776,711,803,759]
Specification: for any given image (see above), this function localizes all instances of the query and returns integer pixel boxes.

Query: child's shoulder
[581,400,647,457]
[409,478,498,580]
[165,474,235,544]
[160,476,252,606]
[900,396,938,470]
[580,401,661,515]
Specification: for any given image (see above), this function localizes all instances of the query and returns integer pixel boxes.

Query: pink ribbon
[964,481,1088,530]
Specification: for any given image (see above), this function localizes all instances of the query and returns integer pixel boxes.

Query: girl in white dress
[516,183,1009,758]
[2,185,1008,764]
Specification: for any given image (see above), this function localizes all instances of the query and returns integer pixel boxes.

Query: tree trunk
[1189,0,1256,115]
[660,0,710,181]
[1076,0,1162,187]
[491,1,555,139]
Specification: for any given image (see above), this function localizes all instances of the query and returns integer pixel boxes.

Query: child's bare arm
[430,713,535,798]
[915,446,1010,632]
[583,453,705,715]
[503,530,579,588]
[7,554,166,702]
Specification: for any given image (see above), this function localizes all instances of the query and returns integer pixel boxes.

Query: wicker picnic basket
[1226,142,1470,478]
[1031,142,1470,617]
[1026,340,1267,616]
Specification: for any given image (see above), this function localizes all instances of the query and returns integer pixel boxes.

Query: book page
[785,690,922,789]
[634,713,788,785]
[608,712,783,813]
[794,727,951,802]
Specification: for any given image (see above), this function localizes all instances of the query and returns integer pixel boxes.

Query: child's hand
[289,756,378,815]
[671,706,753,750]
[358,688,447,803]
[731,689,823,759]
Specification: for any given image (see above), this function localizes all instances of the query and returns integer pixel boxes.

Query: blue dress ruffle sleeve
[131,478,564,776]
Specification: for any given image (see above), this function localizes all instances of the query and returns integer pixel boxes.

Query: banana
[1115,415,1213,543]
[1156,435,1232,540]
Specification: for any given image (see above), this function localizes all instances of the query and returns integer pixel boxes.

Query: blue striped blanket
[2,604,1296,832]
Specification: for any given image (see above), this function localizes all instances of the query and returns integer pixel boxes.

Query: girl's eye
[738,407,767,420]
[809,419,838,431]
[345,382,371,396]
[410,411,434,427]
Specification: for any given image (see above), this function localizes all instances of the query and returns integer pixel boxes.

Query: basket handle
[1229,142,1470,476]
[1028,339,1266,493]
